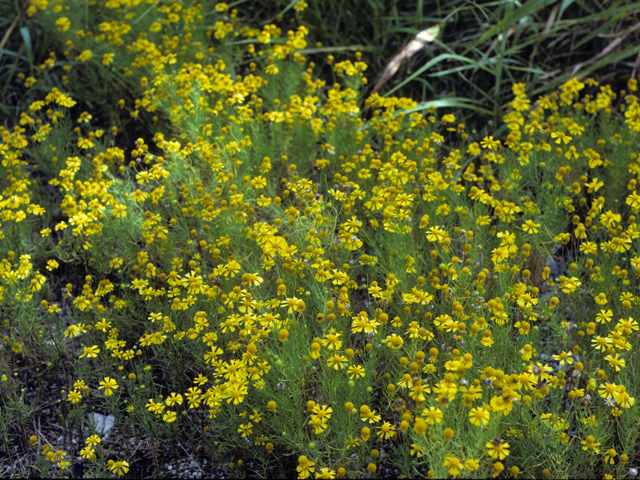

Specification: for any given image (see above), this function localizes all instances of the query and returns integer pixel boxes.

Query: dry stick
[177,440,206,474]
[569,33,629,79]
[14,452,26,475]
[528,3,560,74]
[33,417,53,449]
[20,423,30,467]
[597,22,640,39]
[128,437,143,459]
[369,26,441,97]
[0,0,30,54]
[2,417,15,475]
[3,447,15,475]
[632,50,640,80]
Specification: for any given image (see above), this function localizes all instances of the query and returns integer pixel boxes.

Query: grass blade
[463,0,553,54]
[19,26,32,65]
[383,53,496,97]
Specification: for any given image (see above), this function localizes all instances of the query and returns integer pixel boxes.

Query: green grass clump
[2,1,640,478]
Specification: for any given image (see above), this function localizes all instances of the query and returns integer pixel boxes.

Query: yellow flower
[131,189,148,202]
[312,404,333,421]
[55,17,71,32]
[95,319,111,332]
[615,388,635,408]
[617,317,639,332]
[79,345,99,359]
[78,50,93,62]
[242,272,263,287]
[604,449,617,465]
[376,422,396,440]
[581,435,601,453]
[559,276,581,293]
[551,131,572,144]
[477,215,492,225]
[315,467,335,479]
[146,399,165,416]
[599,382,619,400]
[107,459,129,476]
[596,309,613,323]
[410,444,423,457]
[46,260,59,271]
[465,459,480,471]
[422,407,443,425]
[224,384,248,404]
[327,354,347,370]
[237,423,253,437]
[443,455,463,476]
[322,332,342,350]
[293,0,308,12]
[67,390,82,404]
[163,411,177,423]
[297,455,315,479]
[486,439,510,460]
[522,220,540,233]
[491,246,509,265]
[347,365,365,379]
[80,447,95,461]
[604,354,626,372]
[595,293,608,305]
[98,377,118,396]
[165,392,183,406]
[481,135,501,150]
[552,351,574,366]
[385,334,403,349]
[469,406,490,426]
[359,405,381,423]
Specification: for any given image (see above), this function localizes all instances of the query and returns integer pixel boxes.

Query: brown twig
[0,1,30,55]
[632,50,640,80]
[569,33,629,78]
[370,26,441,97]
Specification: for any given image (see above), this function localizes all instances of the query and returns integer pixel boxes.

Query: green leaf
[19,26,32,65]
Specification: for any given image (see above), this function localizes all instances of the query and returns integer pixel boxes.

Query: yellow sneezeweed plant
[3,0,640,478]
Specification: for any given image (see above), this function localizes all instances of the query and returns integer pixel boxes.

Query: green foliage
[2,1,640,479]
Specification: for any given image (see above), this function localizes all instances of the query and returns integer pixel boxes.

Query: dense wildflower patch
[2,1,640,478]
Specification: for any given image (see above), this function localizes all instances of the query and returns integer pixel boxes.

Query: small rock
[90,413,115,434]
